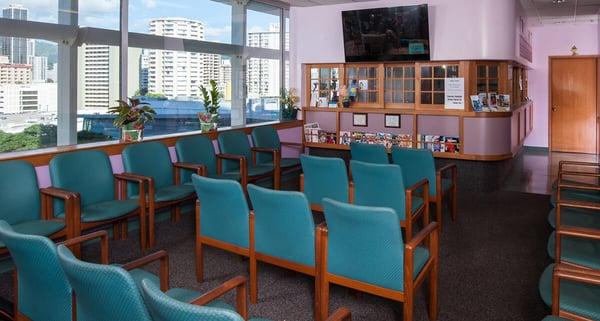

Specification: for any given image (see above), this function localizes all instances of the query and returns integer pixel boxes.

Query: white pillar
[230,0,247,127]
[57,0,78,146]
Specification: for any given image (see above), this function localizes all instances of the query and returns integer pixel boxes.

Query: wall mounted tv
[342,4,431,62]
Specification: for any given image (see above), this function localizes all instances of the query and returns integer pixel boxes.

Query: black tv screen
[342,4,431,62]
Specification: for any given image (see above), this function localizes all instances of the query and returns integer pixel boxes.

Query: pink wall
[525,23,598,147]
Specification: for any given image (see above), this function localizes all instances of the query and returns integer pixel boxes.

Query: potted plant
[108,98,156,142]
[280,88,299,120]
[339,85,350,108]
[199,80,222,132]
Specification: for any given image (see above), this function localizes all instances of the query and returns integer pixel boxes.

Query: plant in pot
[199,79,222,132]
[280,88,299,120]
[339,85,350,108]
[108,98,156,142]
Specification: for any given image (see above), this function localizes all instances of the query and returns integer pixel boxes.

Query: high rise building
[246,23,286,99]
[1,5,31,64]
[139,51,149,94]
[28,55,48,83]
[0,62,32,84]
[145,18,221,100]
[77,44,119,110]
[219,59,232,102]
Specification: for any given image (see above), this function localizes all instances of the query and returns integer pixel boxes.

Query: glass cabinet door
[309,66,340,107]
[384,65,415,107]
[420,64,459,107]
[346,65,379,106]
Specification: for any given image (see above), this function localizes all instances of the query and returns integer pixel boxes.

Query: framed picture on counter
[384,114,401,128]
[353,113,368,127]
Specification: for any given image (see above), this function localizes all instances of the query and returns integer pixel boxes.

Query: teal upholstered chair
[175,135,242,183]
[0,220,72,321]
[318,199,439,321]
[391,147,457,227]
[552,175,600,207]
[191,174,250,282]
[122,142,202,247]
[538,263,600,320]
[217,130,280,192]
[247,184,317,309]
[0,160,75,256]
[350,160,429,240]
[49,150,150,250]
[300,155,351,212]
[541,317,571,321]
[350,142,389,164]
[552,160,599,191]
[251,125,302,170]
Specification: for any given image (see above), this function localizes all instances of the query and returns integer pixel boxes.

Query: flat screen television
[342,4,431,62]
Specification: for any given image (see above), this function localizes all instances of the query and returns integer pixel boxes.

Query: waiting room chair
[350,160,429,240]
[49,150,149,251]
[191,174,250,282]
[391,147,457,227]
[538,263,600,320]
[0,160,75,256]
[552,161,599,191]
[247,184,318,317]
[300,155,352,212]
[218,130,280,192]
[318,199,439,321]
[175,135,245,184]
[350,142,389,164]
[122,142,203,247]
[552,170,600,207]
[251,125,302,172]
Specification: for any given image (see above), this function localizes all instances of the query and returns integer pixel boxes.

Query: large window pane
[78,0,120,30]
[0,1,57,24]
[246,57,280,124]
[127,0,232,44]
[247,2,281,50]
[0,38,57,153]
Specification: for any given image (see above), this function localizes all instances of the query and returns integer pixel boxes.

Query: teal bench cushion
[131,185,195,203]
[547,232,600,270]
[551,189,600,207]
[547,207,600,230]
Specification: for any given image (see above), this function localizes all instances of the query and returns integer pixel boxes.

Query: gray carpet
[0,190,552,321]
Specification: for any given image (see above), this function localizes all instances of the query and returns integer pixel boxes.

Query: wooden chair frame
[248,211,320,320]
[316,222,440,321]
[216,148,281,194]
[273,141,304,175]
[195,200,250,282]
[326,308,352,321]
[404,179,431,241]
[434,164,457,228]
[554,198,600,270]
[299,175,354,213]
[551,264,600,321]
[0,187,77,257]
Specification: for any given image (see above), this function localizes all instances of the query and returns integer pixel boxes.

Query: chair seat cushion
[547,207,600,229]
[552,178,597,191]
[208,172,242,181]
[542,316,572,321]
[246,165,274,177]
[551,189,600,207]
[56,200,139,223]
[0,220,65,248]
[547,232,600,270]
[539,264,600,320]
[260,158,301,169]
[132,184,195,203]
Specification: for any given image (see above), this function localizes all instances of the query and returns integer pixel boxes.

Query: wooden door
[550,57,597,153]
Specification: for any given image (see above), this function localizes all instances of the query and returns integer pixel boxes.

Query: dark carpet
[0,190,553,321]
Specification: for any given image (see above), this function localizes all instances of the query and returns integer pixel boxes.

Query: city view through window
[0,0,289,153]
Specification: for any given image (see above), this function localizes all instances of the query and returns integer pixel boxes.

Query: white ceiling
[520,0,600,25]
[279,0,379,7]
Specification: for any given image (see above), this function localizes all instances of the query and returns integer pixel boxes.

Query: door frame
[548,55,599,154]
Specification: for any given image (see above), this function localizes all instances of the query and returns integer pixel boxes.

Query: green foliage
[108,98,156,129]
[280,88,299,120]
[0,125,112,153]
[145,92,167,100]
[199,80,222,115]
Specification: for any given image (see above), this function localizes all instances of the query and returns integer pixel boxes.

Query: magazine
[470,95,483,112]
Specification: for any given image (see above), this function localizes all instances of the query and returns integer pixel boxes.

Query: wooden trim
[0,120,303,167]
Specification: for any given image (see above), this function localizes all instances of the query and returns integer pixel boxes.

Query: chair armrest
[406,222,439,251]
[40,186,79,200]
[559,171,600,178]
[216,154,247,180]
[559,161,600,172]
[251,147,280,168]
[113,173,148,203]
[404,222,439,288]
[121,250,169,292]
[190,276,248,320]
[114,172,151,182]
[173,162,207,185]
[60,231,109,264]
[281,141,304,149]
[405,179,429,233]
[406,179,430,205]
[326,307,352,321]
[436,163,457,177]
[39,187,80,224]
[557,199,600,211]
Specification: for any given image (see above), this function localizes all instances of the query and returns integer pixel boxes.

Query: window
[347,65,379,105]
[308,66,339,108]
[0,38,58,152]
[247,2,281,50]
[127,0,232,44]
[420,64,459,106]
[246,58,280,123]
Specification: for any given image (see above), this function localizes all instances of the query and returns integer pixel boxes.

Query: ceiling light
[552,0,567,3]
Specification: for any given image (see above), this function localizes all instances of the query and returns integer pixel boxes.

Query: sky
[0,0,280,43]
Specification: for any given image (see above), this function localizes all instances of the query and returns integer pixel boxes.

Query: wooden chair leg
[451,186,457,222]
[274,171,281,190]
[429,261,439,321]
[170,207,177,223]
[403,286,414,321]
[121,221,128,240]
[139,211,147,252]
[319,281,330,321]
[112,223,120,241]
[148,205,156,248]
[250,254,258,304]
[435,196,442,232]
[196,241,204,282]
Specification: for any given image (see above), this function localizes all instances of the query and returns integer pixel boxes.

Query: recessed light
[552,0,567,4]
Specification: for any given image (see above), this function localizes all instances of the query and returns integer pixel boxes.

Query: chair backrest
[300,155,349,206]
[122,142,174,195]
[0,221,72,321]
[56,244,153,321]
[191,174,249,248]
[322,199,407,291]
[247,184,315,267]
[217,131,252,172]
[391,147,436,196]
[49,150,115,210]
[251,126,280,165]
[176,136,218,181]
[350,142,389,164]
[140,279,244,321]
[0,160,40,225]
[350,160,407,220]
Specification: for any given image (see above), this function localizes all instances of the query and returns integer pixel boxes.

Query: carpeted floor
[0,190,553,321]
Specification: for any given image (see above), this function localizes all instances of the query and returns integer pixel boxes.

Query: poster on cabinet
[444,78,464,109]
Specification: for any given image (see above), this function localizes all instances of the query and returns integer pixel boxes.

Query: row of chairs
[191,175,440,321]
[539,160,600,321]
[0,223,351,321]
[0,126,300,258]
